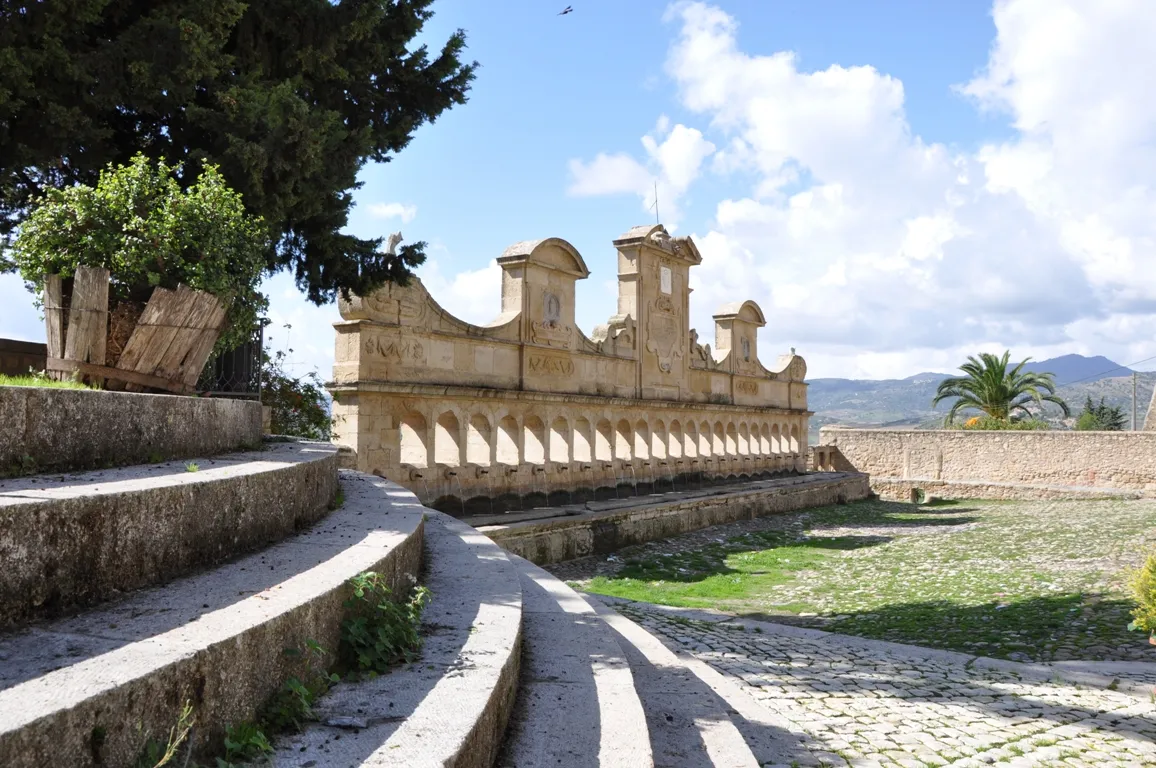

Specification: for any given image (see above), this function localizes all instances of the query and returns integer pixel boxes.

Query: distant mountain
[807,354,1151,443]
[1020,354,1133,384]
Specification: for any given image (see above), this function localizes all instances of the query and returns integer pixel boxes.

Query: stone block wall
[1,387,263,474]
[820,427,1156,494]
[0,339,46,377]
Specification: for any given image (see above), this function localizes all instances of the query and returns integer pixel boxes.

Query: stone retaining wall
[0,386,262,474]
[480,472,871,565]
[820,427,1156,495]
[0,339,45,378]
[870,477,1141,503]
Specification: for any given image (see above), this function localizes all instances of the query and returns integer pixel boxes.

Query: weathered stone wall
[820,427,1156,494]
[480,472,871,565]
[870,477,1141,502]
[0,339,45,377]
[0,387,262,474]
[331,224,812,506]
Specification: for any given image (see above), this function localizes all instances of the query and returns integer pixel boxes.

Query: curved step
[0,471,424,768]
[0,439,338,625]
[272,505,523,768]
[585,596,785,768]
[497,555,652,767]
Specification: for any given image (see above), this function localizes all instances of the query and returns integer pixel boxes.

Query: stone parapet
[820,427,1156,495]
[479,472,871,565]
[0,386,262,475]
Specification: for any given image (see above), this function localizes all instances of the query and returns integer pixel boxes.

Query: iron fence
[196,326,263,399]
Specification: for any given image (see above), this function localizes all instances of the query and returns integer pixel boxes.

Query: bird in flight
[559,5,573,15]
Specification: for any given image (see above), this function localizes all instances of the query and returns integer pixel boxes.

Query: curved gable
[712,300,766,326]
[498,237,589,278]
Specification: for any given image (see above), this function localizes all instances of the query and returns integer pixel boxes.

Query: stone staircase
[0,435,801,767]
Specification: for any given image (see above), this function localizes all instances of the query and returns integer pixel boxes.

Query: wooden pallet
[44,268,225,395]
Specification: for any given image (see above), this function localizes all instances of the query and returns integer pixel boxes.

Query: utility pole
[1133,371,1138,431]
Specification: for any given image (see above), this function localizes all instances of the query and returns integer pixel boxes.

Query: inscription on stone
[366,336,425,363]
[527,353,575,377]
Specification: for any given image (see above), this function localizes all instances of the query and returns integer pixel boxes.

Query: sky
[3,0,1156,382]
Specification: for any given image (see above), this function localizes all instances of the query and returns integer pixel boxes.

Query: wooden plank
[114,287,174,374]
[116,285,200,391]
[62,267,109,387]
[46,357,194,394]
[176,299,229,387]
[43,275,65,379]
[44,275,65,359]
[153,291,224,382]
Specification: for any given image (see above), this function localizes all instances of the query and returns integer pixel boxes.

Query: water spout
[603,462,619,499]
[628,464,638,496]
[556,464,574,505]
[477,467,495,515]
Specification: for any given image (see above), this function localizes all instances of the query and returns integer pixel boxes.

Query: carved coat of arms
[646,300,683,374]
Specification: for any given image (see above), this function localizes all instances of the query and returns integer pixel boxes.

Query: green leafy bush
[954,415,1051,431]
[8,154,268,353]
[1128,550,1156,640]
[262,348,331,440]
[339,572,430,676]
[1075,396,1127,431]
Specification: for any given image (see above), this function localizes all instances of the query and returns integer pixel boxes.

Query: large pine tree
[0,0,476,302]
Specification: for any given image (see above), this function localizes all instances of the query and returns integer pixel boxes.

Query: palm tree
[932,351,1070,425]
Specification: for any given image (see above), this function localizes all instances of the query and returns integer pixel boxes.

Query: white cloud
[418,258,503,326]
[366,202,418,223]
[567,117,716,230]
[646,0,1156,379]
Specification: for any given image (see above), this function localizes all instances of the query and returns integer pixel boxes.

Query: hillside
[807,354,1154,443]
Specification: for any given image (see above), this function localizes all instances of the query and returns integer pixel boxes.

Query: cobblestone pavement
[610,600,1156,768]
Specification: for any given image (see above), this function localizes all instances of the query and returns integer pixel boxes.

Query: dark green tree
[1075,396,1126,431]
[932,351,1070,425]
[0,0,475,302]
[261,348,331,440]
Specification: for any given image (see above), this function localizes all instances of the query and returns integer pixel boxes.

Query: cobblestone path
[610,600,1156,768]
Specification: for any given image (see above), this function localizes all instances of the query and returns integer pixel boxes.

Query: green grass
[0,372,94,389]
[571,498,1156,661]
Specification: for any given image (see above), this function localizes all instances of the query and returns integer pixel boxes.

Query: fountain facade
[329,224,812,513]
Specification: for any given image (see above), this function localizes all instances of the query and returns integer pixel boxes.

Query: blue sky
[4,0,1155,381]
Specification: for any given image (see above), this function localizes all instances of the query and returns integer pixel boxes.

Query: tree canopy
[1075,396,1127,431]
[0,0,476,303]
[932,351,1070,425]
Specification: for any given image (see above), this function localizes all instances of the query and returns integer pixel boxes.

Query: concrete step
[0,439,338,625]
[586,595,798,768]
[271,507,523,768]
[497,555,652,768]
[0,470,424,768]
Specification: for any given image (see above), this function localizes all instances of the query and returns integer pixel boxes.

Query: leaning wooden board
[42,271,225,394]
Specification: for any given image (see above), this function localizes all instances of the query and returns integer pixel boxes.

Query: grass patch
[586,531,871,609]
[571,498,1156,661]
[0,372,94,389]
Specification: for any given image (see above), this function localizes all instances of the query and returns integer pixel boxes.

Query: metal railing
[196,326,263,399]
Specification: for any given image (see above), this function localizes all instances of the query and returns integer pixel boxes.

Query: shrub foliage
[8,155,267,352]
